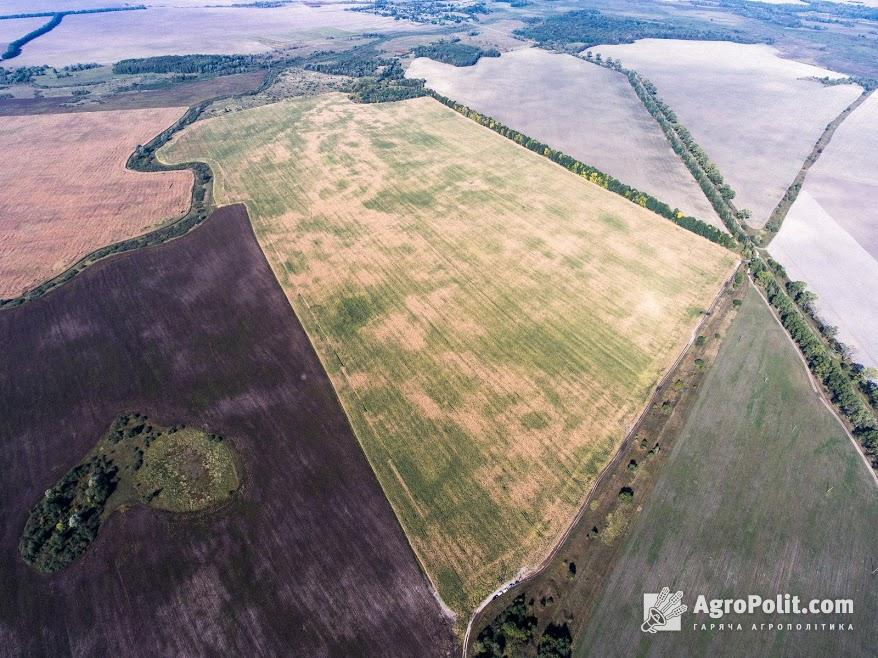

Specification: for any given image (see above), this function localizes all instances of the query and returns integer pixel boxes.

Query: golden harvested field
[159,93,737,614]
[0,107,192,298]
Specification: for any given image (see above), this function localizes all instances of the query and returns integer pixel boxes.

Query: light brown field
[768,93,878,369]
[0,107,192,298]
[796,92,878,259]
[593,40,861,226]
[407,47,724,230]
[159,93,736,614]
[10,4,422,67]
[769,191,878,368]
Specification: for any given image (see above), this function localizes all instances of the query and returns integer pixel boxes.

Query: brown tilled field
[0,107,192,298]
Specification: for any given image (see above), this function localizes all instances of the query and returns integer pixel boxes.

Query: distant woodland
[113,54,262,76]
[514,9,759,49]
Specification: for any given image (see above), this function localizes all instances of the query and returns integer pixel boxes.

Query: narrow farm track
[763,88,875,243]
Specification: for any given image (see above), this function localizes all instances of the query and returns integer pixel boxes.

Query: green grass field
[159,93,735,615]
[577,286,878,657]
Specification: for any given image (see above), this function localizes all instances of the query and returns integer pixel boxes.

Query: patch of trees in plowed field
[0,204,455,657]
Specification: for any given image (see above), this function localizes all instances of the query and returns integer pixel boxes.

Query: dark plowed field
[0,204,455,657]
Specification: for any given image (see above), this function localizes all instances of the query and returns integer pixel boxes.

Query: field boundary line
[0,64,284,310]
[762,88,874,245]
[751,278,878,488]
[423,92,737,251]
[252,219,460,629]
[462,261,741,656]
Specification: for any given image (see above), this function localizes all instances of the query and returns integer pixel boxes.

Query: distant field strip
[159,93,736,614]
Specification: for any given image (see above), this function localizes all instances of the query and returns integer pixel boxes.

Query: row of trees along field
[513,9,760,49]
[586,52,750,243]
[587,48,878,470]
[751,258,878,468]
[427,90,736,249]
[1,14,62,60]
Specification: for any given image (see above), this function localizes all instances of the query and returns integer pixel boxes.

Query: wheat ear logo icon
[642,587,687,633]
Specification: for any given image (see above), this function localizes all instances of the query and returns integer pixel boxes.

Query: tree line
[589,53,749,243]
[427,90,736,249]
[513,9,759,50]
[585,50,878,470]
[752,258,877,466]
[1,6,146,60]
[113,54,262,76]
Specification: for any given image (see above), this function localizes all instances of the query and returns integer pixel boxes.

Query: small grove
[412,40,500,67]
[19,413,234,573]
